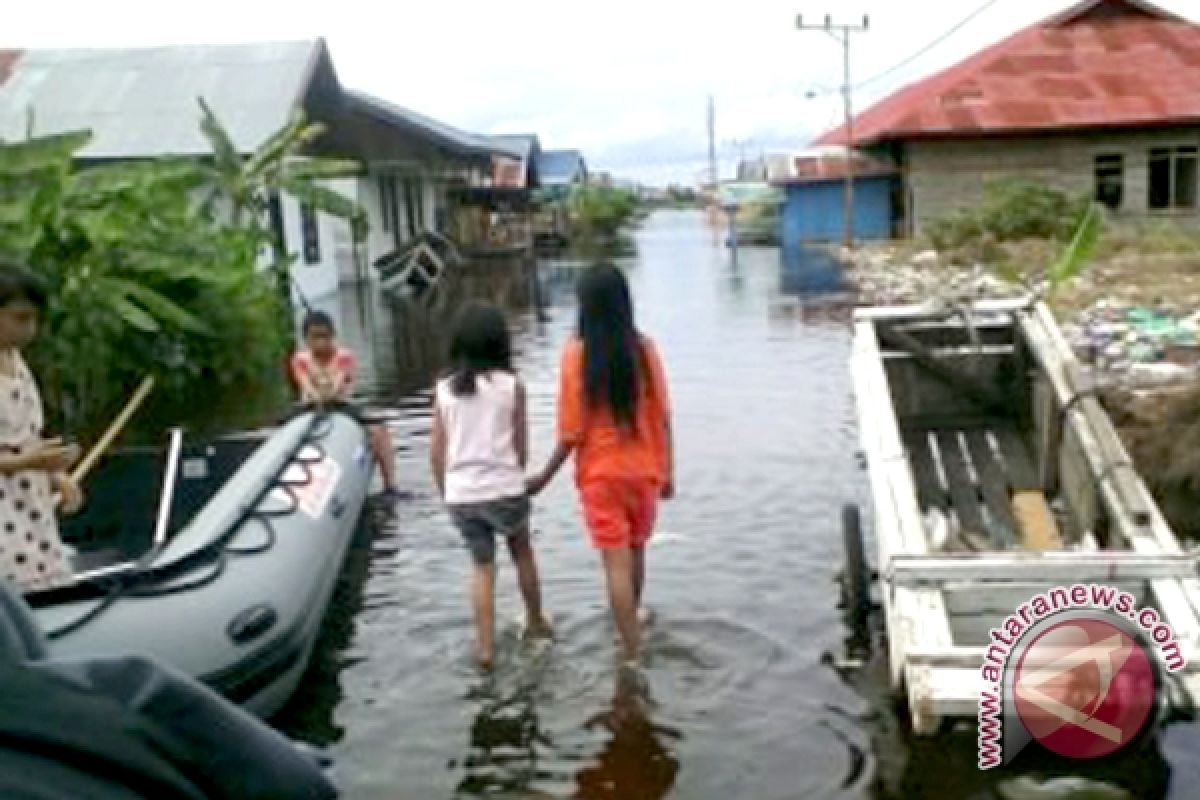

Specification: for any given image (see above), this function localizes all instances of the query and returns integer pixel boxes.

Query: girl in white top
[430,303,551,669]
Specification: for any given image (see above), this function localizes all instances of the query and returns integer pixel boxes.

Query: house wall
[781,176,893,244]
[907,128,1200,233]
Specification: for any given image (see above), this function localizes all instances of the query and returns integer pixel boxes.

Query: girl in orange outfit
[528,264,674,663]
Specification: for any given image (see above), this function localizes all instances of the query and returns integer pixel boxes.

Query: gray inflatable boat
[25,410,371,719]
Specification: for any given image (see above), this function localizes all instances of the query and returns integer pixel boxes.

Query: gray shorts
[448,495,532,565]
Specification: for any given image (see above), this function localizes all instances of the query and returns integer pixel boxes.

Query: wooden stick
[70,376,156,484]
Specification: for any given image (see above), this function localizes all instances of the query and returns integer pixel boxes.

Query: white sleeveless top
[435,371,525,505]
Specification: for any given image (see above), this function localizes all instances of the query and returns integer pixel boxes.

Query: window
[301,204,320,265]
[1148,146,1199,211]
[1094,154,1124,211]
[378,175,392,233]
[403,177,422,238]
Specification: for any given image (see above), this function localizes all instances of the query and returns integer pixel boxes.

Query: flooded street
[275,211,1200,799]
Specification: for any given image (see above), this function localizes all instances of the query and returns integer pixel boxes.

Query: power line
[856,0,1002,89]
[801,0,1003,99]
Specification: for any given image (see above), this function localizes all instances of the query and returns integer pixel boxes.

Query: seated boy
[290,311,401,499]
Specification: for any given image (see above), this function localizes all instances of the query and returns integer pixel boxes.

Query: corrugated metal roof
[0,41,328,158]
[816,0,1200,147]
[486,134,539,162]
[344,90,506,158]
[536,149,586,184]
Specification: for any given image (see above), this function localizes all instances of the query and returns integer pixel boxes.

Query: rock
[911,250,939,266]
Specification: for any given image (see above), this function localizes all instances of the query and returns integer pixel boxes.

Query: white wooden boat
[848,297,1200,734]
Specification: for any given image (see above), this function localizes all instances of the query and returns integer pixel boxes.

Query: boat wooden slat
[890,551,1199,585]
[942,580,1147,616]
[903,430,945,512]
[964,431,1019,548]
[935,431,986,537]
[993,427,1040,492]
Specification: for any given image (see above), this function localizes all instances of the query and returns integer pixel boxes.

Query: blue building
[777,174,896,244]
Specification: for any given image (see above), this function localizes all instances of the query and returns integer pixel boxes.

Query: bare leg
[471,563,496,669]
[368,424,398,491]
[632,546,646,609]
[507,528,551,638]
[601,548,640,662]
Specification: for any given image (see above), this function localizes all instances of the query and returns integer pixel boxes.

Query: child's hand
[525,472,548,497]
[24,439,78,473]
[53,473,85,515]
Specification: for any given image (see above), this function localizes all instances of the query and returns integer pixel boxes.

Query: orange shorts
[579,478,660,550]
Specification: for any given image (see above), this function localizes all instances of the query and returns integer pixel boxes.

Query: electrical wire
[801,0,1005,99]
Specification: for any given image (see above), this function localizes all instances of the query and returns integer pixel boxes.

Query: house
[814,0,1200,236]
[0,40,507,320]
[772,147,900,243]
[448,134,543,256]
[333,91,505,274]
[536,149,588,191]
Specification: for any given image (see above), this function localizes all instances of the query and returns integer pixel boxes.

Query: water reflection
[574,669,682,800]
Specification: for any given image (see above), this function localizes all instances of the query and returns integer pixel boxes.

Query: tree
[0,98,370,442]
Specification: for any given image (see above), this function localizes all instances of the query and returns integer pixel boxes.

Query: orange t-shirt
[557,335,670,487]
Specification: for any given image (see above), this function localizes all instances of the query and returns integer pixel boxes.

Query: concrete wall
[907,128,1200,233]
[280,191,347,308]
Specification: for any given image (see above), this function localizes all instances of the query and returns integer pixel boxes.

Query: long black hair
[0,259,47,311]
[577,263,641,430]
[447,303,513,396]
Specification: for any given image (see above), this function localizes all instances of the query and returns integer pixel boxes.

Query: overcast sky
[7,0,1199,185]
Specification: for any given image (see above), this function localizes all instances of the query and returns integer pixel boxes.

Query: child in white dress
[0,262,82,592]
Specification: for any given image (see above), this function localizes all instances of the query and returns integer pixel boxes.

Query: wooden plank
[854,297,1031,323]
[903,430,946,511]
[936,431,986,537]
[852,320,957,692]
[889,551,1198,585]
[1012,490,1064,551]
[1033,303,1152,528]
[877,323,1012,416]
[942,581,1147,616]
[1058,421,1099,541]
[993,427,1040,492]
[965,431,1019,548]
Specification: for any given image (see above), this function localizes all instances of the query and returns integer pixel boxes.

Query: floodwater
[275,211,1200,799]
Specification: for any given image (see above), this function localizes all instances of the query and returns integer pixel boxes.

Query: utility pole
[707,95,718,193]
[797,13,869,250]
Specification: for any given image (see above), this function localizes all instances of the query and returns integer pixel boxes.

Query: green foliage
[0,130,290,441]
[1047,201,1102,297]
[567,185,639,240]
[926,179,1092,252]
[0,99,371,443]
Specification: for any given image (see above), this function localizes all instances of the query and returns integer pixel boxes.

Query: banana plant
[196,98,366,236]
[0,130,286,440]
[1046,201,1102,298]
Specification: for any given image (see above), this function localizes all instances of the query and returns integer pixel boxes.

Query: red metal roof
[815,0,1200,147]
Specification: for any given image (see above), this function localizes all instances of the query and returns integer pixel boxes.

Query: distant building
[772,148,899,243]
[536,149,588,190]
[815,0,1200,236]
